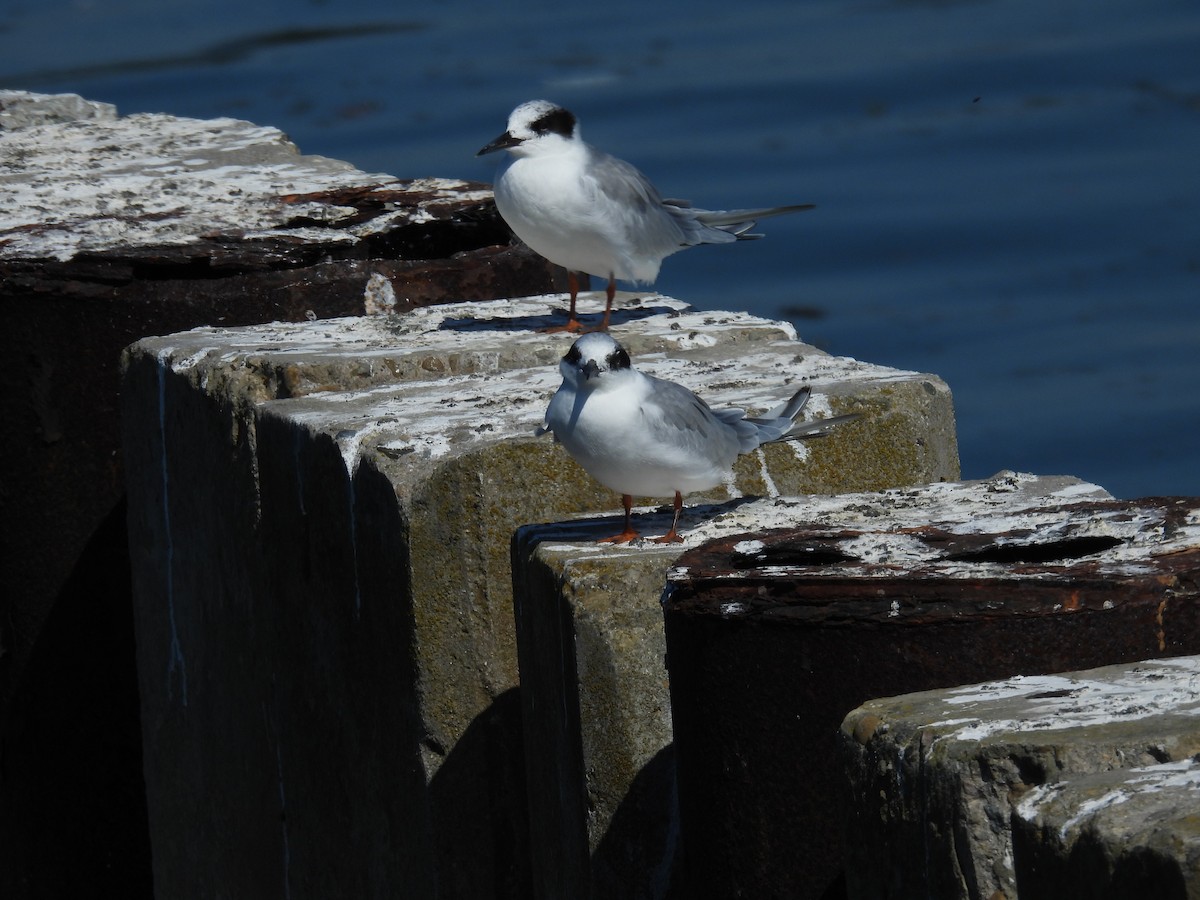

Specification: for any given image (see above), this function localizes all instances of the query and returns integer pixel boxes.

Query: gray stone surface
[516,481,1159,900]
[513,524,683,900]
[842,655,1200,900]
[122,293,956,898]
[1013,756,1200,899]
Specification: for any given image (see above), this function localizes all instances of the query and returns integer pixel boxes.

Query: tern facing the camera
[540,332,858,543]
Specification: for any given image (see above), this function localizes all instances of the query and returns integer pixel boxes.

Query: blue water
[4,0,1198,498]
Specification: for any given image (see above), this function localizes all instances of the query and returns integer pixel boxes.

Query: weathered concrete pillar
[0,90,557,896]
[122,295,956,898]
[656,487,1200,900]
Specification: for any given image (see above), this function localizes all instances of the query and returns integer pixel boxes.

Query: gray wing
[584,148,667,214]
[584,148,753,250]
[783,413,861,440]
[581,149,695,250]
[755,386,811,422]
[582,146,814,252]
[639,375,747,458]
[693,204,815,241]
[641,375,778,456]
[747,386,862,444]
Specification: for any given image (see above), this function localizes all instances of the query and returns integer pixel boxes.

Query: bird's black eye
[608,347,631,371]
[531,107,576,138]
[564,345,582,364]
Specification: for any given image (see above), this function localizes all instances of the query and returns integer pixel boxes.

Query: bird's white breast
[493,149,663,284]
[546,374,735,499]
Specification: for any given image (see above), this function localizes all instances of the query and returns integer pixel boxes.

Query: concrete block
[513,524,682,900]
[122,294,956,898]
[842,653,1200,900]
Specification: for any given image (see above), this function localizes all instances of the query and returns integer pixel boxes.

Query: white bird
[478,100,813,332]
[540,332,859,543]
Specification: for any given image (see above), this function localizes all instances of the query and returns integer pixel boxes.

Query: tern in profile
[478,100,813,332]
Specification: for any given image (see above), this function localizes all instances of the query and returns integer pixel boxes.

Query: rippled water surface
[4,0,1198,497]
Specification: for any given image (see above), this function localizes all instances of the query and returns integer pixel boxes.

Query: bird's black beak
[477,131,521,157]
[582,360,601,381]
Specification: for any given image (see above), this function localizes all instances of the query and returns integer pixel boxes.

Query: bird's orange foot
[650,529,684,544]
[538,317,586,334]
[598,528,640,544]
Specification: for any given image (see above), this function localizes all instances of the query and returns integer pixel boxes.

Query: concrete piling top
[666,475,1200,588]
[921,655,1200,748]
[134,293,944,488]
[140,293,791,390]
[0,88,490,262]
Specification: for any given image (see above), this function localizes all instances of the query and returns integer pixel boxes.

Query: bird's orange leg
[540,271,587,333]
[651,492,685,544]
[598,494,641,544]
[598,275,616,331]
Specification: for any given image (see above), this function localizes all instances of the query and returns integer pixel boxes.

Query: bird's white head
[477,100,579,159]
[560,332,633,389]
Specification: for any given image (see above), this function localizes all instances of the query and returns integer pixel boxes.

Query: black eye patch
[608,347,631,371]
[564,345,582,364]
[531,107,576,138]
